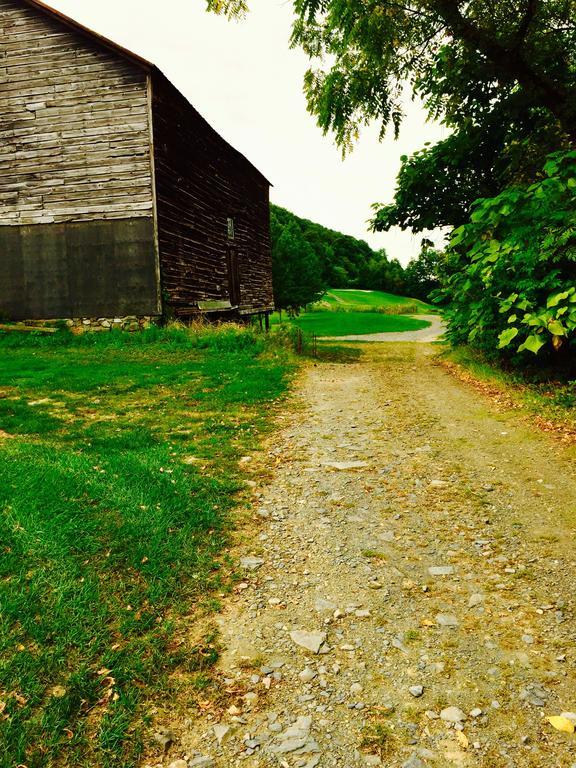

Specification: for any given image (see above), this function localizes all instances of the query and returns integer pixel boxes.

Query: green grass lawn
[318,288,435,314]
[0,325,291,768]
[273,311,430,337]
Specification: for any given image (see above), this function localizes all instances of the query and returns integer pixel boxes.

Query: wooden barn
[0,0,274,324]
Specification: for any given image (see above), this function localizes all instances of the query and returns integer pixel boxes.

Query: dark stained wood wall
[151,72,274,316]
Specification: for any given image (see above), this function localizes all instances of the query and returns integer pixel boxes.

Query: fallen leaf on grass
[546,716,575,734]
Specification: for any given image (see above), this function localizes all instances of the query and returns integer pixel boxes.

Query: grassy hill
[273,288,435,337]
[316,288,435,314]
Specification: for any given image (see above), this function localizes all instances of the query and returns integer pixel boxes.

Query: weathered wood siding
[0,0,154,225]
[152,73,273,316]
[0,0,160,319]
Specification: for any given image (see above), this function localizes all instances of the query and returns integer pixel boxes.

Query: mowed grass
[271,288,435,337]
[0,325,292,768]
[284,311,430,337]
[319,289,435,314]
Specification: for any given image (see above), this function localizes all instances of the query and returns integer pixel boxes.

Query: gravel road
[320,315,445,343]
[151,342,576,768]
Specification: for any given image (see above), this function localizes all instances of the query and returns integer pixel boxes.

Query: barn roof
[19,0,271,186]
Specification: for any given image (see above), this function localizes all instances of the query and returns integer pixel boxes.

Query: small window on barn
[227,217,235,240]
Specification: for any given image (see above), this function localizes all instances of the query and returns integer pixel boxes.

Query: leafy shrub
[440,150,576,362]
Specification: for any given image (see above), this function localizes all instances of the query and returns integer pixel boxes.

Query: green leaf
[547,290,572,308]
[548,320,566,336]
[498,327,519,348]
[518,334,546,354]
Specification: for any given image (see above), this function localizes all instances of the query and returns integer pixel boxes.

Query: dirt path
[321,315,445,343]
[162,343,576,768]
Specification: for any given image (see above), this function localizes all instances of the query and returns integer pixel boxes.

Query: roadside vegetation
[0,325,292,768]
[442,347,576,442]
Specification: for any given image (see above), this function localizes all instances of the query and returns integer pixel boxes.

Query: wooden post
[265,312,270,332]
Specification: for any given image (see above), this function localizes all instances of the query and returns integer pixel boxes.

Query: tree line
[270,205,438,313]
[211,0,576,368]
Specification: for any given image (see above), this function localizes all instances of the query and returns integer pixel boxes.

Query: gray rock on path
[520,684,548,707]
[153,728,176,750]
[403,755,426,768]
[270,716,320,756]
[436,613,459,627]
[428,566,455,576]
[290,630,328,654]
[440,706,467,723]
[323,460,369,470]
[213,724,230,744]
[314,597,338,613]
[189,758,215,768]
[240,556,265,571]
[299,667,318,682]
[409,685,424,698]
[468,593,484,608]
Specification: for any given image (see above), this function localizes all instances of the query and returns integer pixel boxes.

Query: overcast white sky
[50,0,448,264]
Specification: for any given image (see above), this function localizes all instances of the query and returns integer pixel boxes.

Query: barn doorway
[227,247,241,307]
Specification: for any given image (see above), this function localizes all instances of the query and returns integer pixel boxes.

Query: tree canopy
[270,205,414,309]
[209,0,576,147]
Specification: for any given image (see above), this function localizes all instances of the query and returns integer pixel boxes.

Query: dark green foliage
[373,60,570,233]
[439,151,576,363]
[403,242,443,303]
[270,205,407,305]
[270,213,325,312]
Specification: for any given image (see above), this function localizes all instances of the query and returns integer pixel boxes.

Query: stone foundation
[2,316,158,333]
[65,316,157,332]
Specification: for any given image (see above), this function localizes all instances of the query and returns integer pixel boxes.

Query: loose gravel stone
[428,566,454,576]
[290,631,327,654]
[436,613,459,627]
[440,706,467,723]
[468,593,484,607]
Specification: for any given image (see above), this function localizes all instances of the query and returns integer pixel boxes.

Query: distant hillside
[270,205,407,295]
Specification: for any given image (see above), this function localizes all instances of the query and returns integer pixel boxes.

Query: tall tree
[270,213,325,312]
[208,0,576,147]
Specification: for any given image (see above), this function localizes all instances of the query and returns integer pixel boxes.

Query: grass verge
[272,312,430,337]
[0,324,293,768]
[441,346,576,443]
